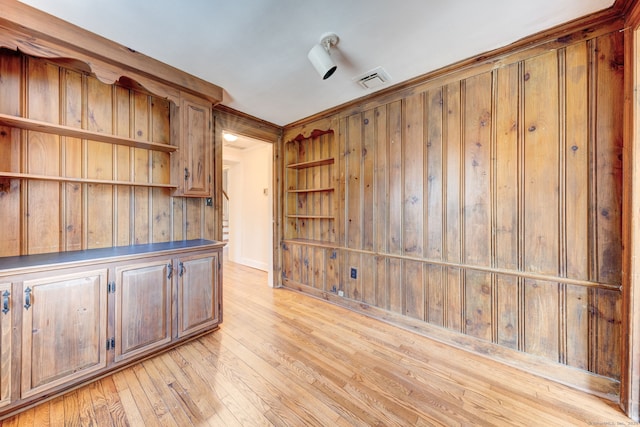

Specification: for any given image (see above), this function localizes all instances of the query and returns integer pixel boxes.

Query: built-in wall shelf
[284,128,336,243]
[286,215,335,220]
[286,158,334,169]
[0,172,177,189]
[287,187,335,194]
[0,113,177,153]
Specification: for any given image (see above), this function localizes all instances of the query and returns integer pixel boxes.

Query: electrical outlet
[338,290,344,297]
[350,267,357,279]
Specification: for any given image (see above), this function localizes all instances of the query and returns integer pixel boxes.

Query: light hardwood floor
[1,260,632,426]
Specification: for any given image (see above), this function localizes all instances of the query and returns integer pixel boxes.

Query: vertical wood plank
[26,57,61,254]
[86,76,113,249]
[345,252,361,300]
[346,113,362,250]
[0,50,22,256]
[496,275,518,349]
[150,97,171,243]
[446,268,463,332]
[566,284,589,370]
[524,279,559,360]
[594,32,624,285]
[494,64,520,348]
[403,94,424,257]
[374,105,388,254]
[523,51,560,275]
[463,72,492,266]
[388,101,403,256]
[389,259,403,314]
[326,248,339,293]
[444,82,464,332]
[313,246,325,291]
[114,86,132,246]
[464,271,492,340]
[62,69,83,252]
[404,260,424,320]
[133,92,150,244]
[361,253,376,305]
[564,42,590,281]
[362,109,375,251]
[426,88,444,326]
[495,64,519,270]
[185,198,202,240]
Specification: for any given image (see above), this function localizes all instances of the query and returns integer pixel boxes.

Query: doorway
[222,132,274,287]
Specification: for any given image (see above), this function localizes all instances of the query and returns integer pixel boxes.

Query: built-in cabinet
[114,259,172,362]
[0,282,12,408]
[20,269,109,399]
[176,252,220,337]
[0,239,224,419]
[172,92,213,197]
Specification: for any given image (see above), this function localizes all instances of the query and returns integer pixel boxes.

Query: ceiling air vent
[354,66,391,90]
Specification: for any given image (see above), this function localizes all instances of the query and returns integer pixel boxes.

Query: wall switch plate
[350,267,357,279]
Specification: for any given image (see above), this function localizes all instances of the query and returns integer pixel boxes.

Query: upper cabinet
[172,92,213,197]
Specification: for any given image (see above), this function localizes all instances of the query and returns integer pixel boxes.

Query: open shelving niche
[284,128,336,244]
[0,113,177,189]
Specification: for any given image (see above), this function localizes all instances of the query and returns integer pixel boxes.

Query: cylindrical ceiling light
[308,32,339,80]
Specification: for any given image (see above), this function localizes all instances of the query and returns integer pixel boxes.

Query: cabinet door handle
[167,263,173,279]
[179,261,185,277]
[2,290,9,315]
[24,287,32,310]
[184,168,190,180]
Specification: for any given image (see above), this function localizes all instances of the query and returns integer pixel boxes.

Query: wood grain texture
[0,50,215,256]
[280,27,624,387]
[2,260,632,425]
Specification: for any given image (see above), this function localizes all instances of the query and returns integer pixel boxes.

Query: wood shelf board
[287,187,335,193]
[0,113,176,153]
[286,215,335,219]
[286,158,334,169]
[0,172,177,189]
[282,238,337,248]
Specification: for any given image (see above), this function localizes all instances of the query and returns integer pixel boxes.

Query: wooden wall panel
[151,98,172,243]
[114,86,132,246]
[62,70,83,252]
[362,109,375,252]
[463,72,492,267]
[594,32,624,285]
[402,94,424,257]
[280,28,624,385]
[0,51,216,258]
[374,106,388,254]
[0,51,22,256]
[524,279,560,359]
[388,101,403,256]
[565,42,590,281]
[523,51,560,275]
[26,58,60,255]
[86,77,114,249]
[346,113,362,250]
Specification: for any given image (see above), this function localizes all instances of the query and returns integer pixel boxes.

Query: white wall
[225,142,273,286]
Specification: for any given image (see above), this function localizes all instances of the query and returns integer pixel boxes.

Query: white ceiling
[19,0,616,126]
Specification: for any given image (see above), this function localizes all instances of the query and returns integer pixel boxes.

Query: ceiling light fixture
[308,32,339,80]
[223,132,238,142]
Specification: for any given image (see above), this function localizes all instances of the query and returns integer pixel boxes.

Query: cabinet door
[21,270,108,398]
[177,252,219,337]
[115,260,172,362]
[181,94,212,197]
[0,282,12,407]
